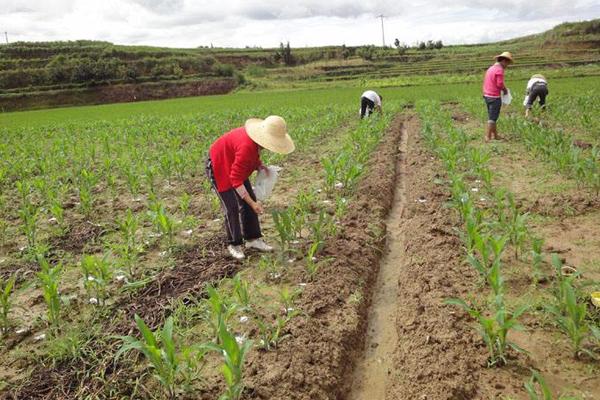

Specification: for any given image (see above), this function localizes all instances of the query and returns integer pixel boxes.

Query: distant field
[2,75,599,130]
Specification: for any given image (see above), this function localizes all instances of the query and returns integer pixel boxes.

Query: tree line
[0,54,237,90]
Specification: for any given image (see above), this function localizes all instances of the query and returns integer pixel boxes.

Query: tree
[357,45,376,61]
[434,40,444,50]
[394,38,400,48]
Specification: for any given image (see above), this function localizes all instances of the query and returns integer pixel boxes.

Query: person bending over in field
[360,90,382,119]
[482,51,513,141]
[206,116,295,260]
[524,74,548,118]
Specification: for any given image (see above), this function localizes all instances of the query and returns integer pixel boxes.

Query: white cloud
[0,1,598,47]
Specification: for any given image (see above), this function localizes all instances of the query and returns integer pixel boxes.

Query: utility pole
[4,32,8,44]
[376,14,386,47]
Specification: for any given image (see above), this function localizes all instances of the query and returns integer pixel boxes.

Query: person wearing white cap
[524,74,549,118]
[360,90,383,119]
[206,116,295,260]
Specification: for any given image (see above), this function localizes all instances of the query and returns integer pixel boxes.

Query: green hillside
[0,19,598,111]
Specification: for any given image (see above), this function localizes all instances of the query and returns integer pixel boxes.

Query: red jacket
[209,127,262,193]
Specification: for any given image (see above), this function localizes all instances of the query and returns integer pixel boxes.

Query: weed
[0,275,16,335]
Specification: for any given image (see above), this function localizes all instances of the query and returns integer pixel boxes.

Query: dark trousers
[206,158,261,246]
[360,96,375,119]
[525,83,548,109]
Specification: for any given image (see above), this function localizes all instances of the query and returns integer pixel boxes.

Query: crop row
[417,101,599,395]
[462,98,600,194]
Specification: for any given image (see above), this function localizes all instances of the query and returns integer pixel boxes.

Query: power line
[376,14,386,47]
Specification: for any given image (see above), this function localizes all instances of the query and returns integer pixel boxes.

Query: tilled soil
[229,116,405,400]
[4,235,238,399]
[384,115,525,399]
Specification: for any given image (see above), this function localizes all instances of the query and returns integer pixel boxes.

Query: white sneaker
[245,239,273,252]
[228,245,245,260]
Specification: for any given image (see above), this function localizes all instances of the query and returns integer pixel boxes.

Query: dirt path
[348,123,407,399]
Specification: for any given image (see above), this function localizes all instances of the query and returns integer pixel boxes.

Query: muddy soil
[381,115,523,399]
[227,116,405,400]
[348,120,407,399]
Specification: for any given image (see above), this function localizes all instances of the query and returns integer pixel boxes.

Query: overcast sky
[1,1,599,48]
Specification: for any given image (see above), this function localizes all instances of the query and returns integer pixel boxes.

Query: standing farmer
[360,90,383,119]
[206,116,295,260]
[524,74,548,117]
[482,51,513,141]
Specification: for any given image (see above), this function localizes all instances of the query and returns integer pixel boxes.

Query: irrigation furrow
[348,123,407,399]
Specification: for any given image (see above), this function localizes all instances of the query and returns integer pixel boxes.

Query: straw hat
[495,51,514,63]
[531,74,546,81]
[245,115,295,155]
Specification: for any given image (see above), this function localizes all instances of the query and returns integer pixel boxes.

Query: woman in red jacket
[206,115,295,260]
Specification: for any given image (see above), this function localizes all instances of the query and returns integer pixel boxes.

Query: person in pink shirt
[482,51,513,141]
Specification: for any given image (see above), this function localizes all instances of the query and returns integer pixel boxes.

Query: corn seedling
[205,284,238,343]
[524,370,553,400]
[0,275,16,335]
[203,322,252,400]
[548,276,596,358]
[279,286,301,315]
[18,192,39,251]
[37,255,62,328]
[305,241,322,280]
[117,315,203,399]
[445,297,528,366]
[271,209,295,252]
[115,209,142,278]
[232,274,251,310]
[78,169,98,216]
[81,254,113,306]
[255,311,298,351]
[179,192,192,216]
[148,200,177,248]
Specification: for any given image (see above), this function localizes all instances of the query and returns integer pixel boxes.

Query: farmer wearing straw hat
[206,116,295,260]
[483,51,513,141]
[524,74,549,117]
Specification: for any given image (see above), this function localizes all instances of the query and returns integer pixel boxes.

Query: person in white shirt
[360,90,383,118]
[523,74,548,117]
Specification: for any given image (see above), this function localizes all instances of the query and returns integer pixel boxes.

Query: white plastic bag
[501,89,512,105]
[254,166,281,201]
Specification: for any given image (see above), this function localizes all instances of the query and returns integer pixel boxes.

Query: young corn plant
[305,241,322,280]
[232,274,251,310]
[77,169,98,216]
[0,275,16,336]
[80,254,113,306]
[205,284,238,343]
[37,256,63,328]
[116,315,203,400]
[255,312,297,351]
[445,296,528,367]
[115,209,142,278]
[17,184,40,252]
[203,322,252,400]
[524,370,553,400]
[503,193,530,259]
[148,200,177,249]
[271,210,295,252]
[547,276,598,359]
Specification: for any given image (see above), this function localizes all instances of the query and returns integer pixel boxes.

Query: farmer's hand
[258,165,270,176]
[502,88,508,95]
[251,201,264,215]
